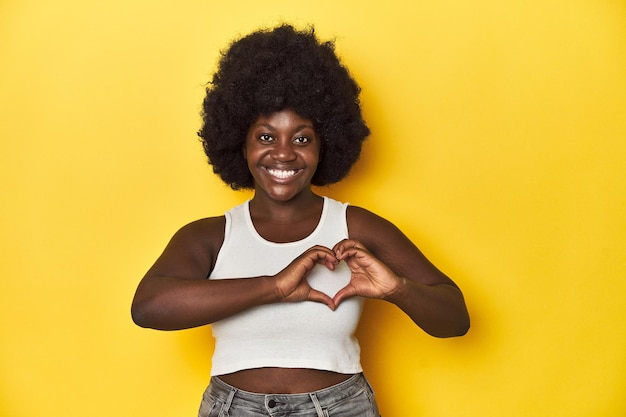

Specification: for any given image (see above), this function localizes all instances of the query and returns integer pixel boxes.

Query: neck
[249,190,323,224]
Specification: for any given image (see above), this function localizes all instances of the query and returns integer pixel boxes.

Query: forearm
[385,278,470,337]
[131,275,277,330]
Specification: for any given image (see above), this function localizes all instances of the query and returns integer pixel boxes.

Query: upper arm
[346,206,457,287]
[142,216,226,281]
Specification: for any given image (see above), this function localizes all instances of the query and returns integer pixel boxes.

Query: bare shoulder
[346,205,404,246]
[346,205,415,260]
[173,216,226,250]
[147,215,226,279]
[346,205,456,286]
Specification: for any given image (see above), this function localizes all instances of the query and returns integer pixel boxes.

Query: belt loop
[309,392,325,417]
[220,387,236,416]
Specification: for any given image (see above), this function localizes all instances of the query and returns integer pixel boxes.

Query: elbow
[421,285,470,338]
[454,317,471,337]
[131,296,191,331]
[444,314,471,338]
[131,302,152,329]
[428,323,470,338]
[442,307,471,337]
[441,293,471,337]
[131,297,164,329]
[426,312,470,338]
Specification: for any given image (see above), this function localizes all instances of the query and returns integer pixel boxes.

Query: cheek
[310,148,322,167]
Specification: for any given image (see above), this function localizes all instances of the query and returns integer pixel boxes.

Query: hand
[332,239,403,306]
[273,245,339,309]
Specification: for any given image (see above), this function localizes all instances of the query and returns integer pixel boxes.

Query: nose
[270,140,297,162]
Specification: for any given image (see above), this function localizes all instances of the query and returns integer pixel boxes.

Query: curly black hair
[198,24,370,189]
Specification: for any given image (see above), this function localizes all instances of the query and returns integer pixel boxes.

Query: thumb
[332,285,358,308]
[307,288,337,311]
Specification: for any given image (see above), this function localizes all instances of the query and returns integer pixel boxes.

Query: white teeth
[267,169,297,179]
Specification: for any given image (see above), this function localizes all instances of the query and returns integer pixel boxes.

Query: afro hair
[198,24,370,189]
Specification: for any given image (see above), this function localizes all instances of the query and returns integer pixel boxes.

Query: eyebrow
[253,122,314,131]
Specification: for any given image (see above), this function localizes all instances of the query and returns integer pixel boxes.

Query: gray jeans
[198,373,381,417]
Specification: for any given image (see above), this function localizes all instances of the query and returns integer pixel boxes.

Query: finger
[308,244,336,256]
[295,249,338,273]
[331,239,349,254]
[306,247,339,268]
[332,285,358,307]
[307,288,337,310]
[333,239,367,259]
[335,246,370,264]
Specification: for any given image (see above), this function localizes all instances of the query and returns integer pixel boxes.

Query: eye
[293,136,310,144]
[258,133,273,142]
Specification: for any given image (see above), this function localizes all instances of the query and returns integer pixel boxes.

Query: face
[244,109,321,202]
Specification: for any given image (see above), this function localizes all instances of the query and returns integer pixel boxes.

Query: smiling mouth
[265,168,300,179]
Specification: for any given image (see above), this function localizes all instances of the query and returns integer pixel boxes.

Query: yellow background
[1,0,625,416]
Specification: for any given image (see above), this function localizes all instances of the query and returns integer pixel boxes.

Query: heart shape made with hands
[305,261,352,298]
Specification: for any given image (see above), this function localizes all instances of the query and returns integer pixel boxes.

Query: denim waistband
[205,373,371,415]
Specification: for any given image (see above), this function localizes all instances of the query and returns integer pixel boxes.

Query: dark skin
[131,109,470,393]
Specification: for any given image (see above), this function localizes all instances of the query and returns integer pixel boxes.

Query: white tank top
[209,197,364,376]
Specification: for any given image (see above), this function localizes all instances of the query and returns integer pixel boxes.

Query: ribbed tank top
[208,196,364,376]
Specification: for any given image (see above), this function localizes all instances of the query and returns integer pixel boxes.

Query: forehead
[250,109,314,130]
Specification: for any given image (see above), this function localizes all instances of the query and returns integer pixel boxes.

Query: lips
[264,168,301,180]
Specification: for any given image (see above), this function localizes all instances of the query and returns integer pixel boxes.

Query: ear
[242,143,247,159]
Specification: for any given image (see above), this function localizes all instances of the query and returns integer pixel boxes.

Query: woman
[132,24,469,417]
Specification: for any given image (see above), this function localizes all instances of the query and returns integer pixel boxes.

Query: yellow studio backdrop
[1,0,625,416]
